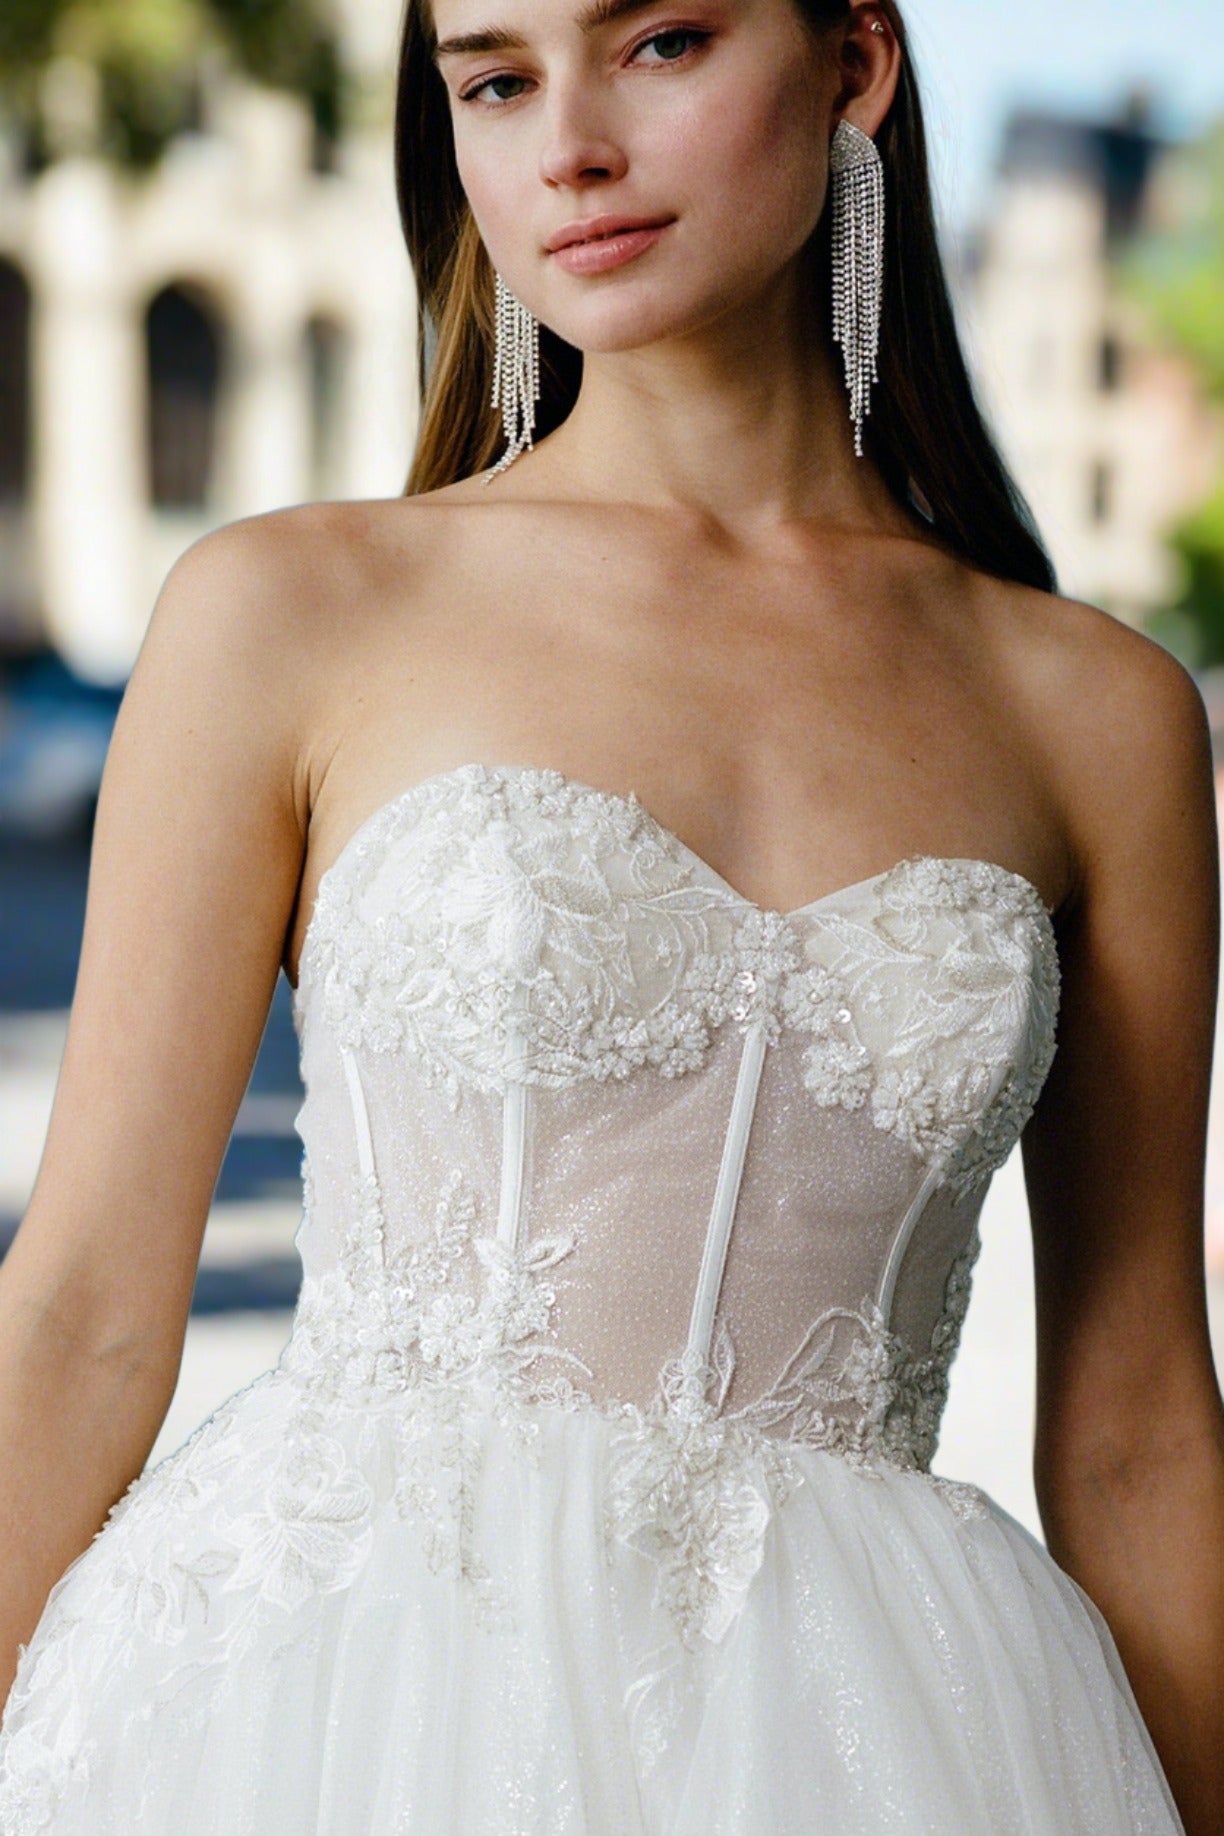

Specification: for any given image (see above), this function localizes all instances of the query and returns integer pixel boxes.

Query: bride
[1,0,1221,1829]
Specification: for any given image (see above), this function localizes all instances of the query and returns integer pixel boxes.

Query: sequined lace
[0,762,1061,1829]
[299,767,1059,1204]
[271,1150,995,1653]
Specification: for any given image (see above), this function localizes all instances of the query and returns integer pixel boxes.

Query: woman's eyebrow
[434,0,666,60]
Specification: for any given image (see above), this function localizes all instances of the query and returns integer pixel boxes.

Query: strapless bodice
[275,760,1060,1644]
[3,761,1189,1836]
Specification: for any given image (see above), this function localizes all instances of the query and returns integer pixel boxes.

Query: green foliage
[210,0,329,93]
[1124,118,1224,666]
[0,1,68,74]
[1125,118,1224,396]
[1145,482,1224,670]
[0,0,69,119]
[0,0,346,168]
[58,0,215,165]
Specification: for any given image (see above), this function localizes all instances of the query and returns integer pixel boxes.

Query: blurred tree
[1125,118,1224,667]
[0,0,347,170]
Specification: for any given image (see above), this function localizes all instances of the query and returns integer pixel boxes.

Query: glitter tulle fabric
[0,763,1185,1832]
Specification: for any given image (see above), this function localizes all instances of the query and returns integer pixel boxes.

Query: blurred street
[1,832,305,1316]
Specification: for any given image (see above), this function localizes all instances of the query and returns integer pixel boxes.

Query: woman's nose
[537,93,629,189]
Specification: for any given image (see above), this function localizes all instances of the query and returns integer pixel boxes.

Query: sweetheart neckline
[294,760,1058,986]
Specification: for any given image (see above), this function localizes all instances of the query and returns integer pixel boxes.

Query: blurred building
[960,95,1221,626]
[0,0,415,685]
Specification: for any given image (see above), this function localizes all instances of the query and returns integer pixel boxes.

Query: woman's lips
[549,221,672,275]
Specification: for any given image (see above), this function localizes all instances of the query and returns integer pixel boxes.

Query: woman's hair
[395,0,1058,594]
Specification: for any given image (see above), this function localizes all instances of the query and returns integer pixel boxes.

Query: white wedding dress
[0,761,1186,1832]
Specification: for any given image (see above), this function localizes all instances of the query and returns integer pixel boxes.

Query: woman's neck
[526,257,904,537]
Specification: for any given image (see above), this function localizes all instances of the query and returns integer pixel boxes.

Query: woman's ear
[832,4,902,140]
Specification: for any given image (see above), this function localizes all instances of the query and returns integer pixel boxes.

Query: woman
[0,0,1221,1828]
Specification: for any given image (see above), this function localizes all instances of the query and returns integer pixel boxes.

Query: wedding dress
[0,761,1186,1832]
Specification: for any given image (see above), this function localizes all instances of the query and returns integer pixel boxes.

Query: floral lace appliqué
[0,1160,996,1835]
[0,767,1060,1830]
[298,764,1059,1194]
[278,1147,995,1659]
[603,1324,805,1649]
[801,855,1061,1196]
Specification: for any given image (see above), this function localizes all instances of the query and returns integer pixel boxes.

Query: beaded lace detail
[0,761,1060,1829]
[0,1158,990,1834]
[301,764,1059,1197]
[284,1145,992,1653]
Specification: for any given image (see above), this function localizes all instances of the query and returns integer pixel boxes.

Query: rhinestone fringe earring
[486,274,541,482]
[829,119,886,457]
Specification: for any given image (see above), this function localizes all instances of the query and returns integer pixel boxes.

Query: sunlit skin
[432,0,905,529]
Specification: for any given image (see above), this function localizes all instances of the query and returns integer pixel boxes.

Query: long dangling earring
[485,273,541,482]
[829,118,886,458]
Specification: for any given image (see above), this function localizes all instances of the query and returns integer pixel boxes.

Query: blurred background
[0,0,1222,1535]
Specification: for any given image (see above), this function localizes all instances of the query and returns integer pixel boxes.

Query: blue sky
[901,0,1224,231]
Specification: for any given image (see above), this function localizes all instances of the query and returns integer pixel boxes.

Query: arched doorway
[145,282,223,510]
[0,258,34,644]
[0,259,31,505]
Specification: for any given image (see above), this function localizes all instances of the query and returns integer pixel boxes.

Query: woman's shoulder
[150,492,491,678]
[171,481,598,642]
[160,494,456,616]
[968,570,1212,915]
[969,569,1202,737]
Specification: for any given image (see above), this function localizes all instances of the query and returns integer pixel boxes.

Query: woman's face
[432,0,838,353]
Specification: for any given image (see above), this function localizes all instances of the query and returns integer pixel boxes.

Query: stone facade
[0,2,416,681]
[958,99,1221,627]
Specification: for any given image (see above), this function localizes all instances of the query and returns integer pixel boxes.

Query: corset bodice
[1,765,1185,1836]
[278,762,1060,1501]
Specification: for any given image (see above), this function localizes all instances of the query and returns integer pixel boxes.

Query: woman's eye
[631,28,707,65]
[457,26,708,105]
[459,72,530,106]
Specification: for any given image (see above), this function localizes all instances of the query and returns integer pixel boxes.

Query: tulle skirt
[0,1363,1185,1834]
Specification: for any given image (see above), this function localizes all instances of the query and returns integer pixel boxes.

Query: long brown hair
[395,0,1057,594]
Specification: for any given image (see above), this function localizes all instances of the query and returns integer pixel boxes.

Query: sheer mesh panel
[531,1028,745,1404]
[718,1035,920,1410]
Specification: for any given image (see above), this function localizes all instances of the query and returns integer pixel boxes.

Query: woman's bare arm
[0,510,325,1711]
[1023,623,1224,1836]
